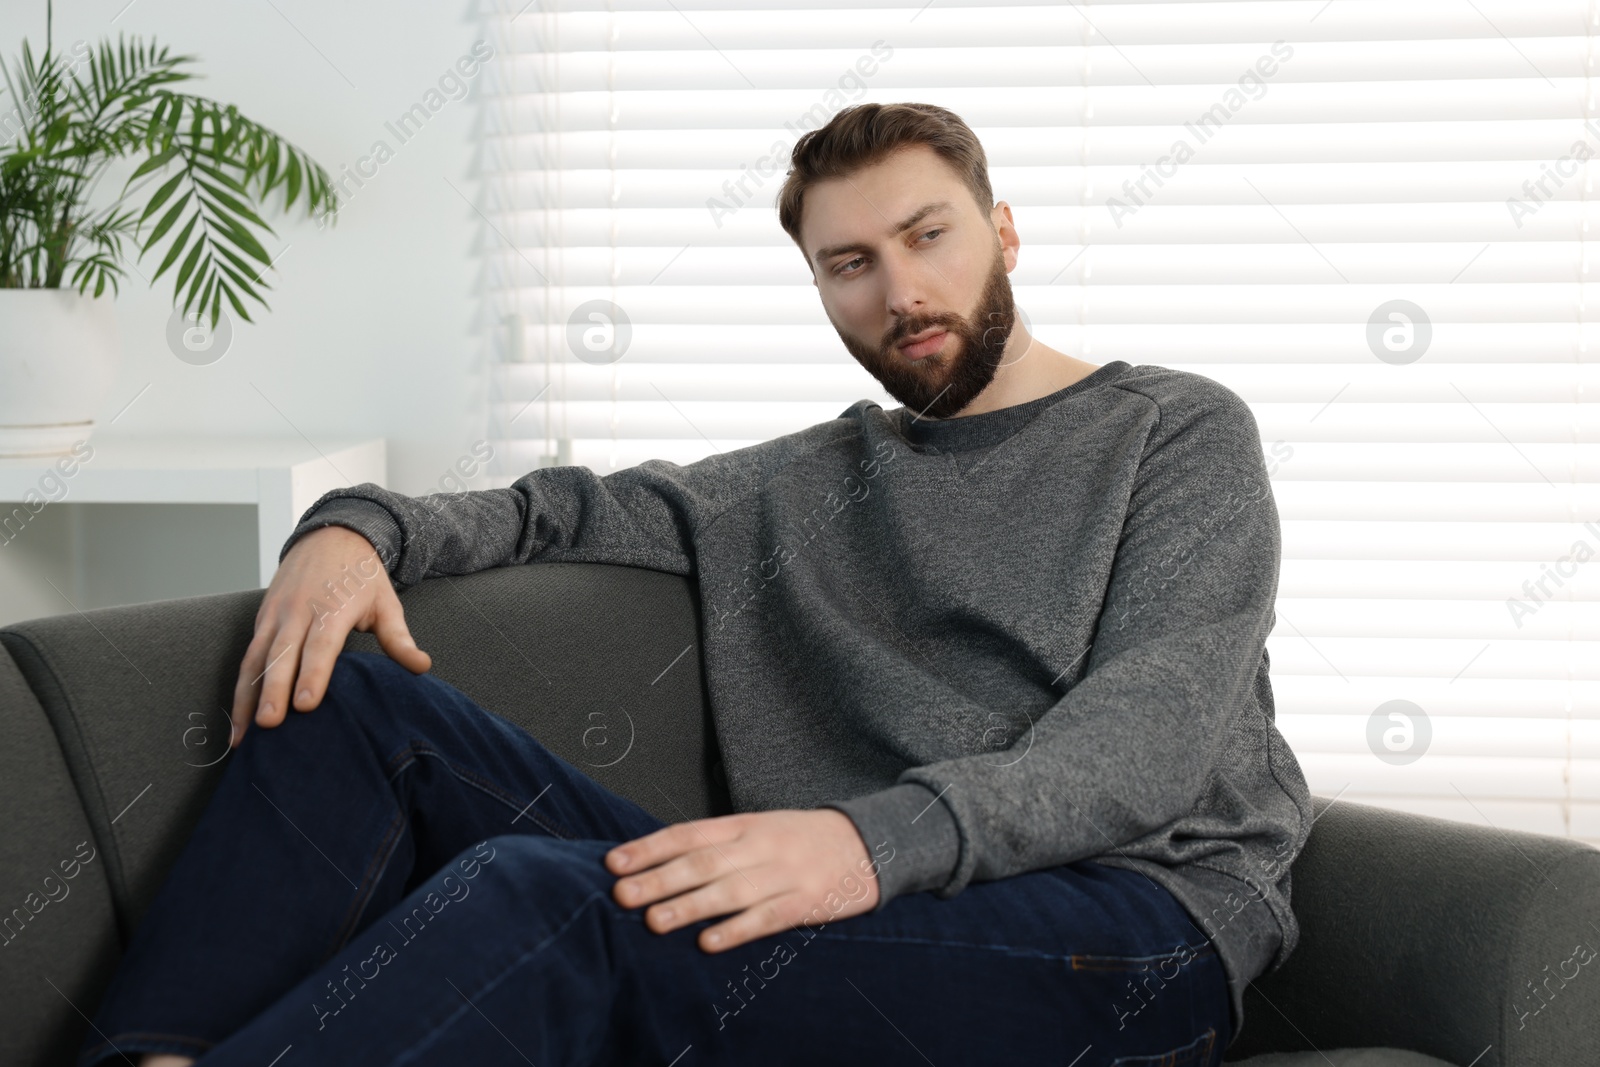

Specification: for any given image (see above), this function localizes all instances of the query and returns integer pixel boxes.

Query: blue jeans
[78,650,1231,1067]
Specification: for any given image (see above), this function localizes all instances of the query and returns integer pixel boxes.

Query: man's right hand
[229,525,432,748]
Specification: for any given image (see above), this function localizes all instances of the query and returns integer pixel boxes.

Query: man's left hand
[605,808,881,952]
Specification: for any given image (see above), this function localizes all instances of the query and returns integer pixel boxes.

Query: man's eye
[836,256,865,275]
[921,227,944,242]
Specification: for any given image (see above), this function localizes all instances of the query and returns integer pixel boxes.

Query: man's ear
[991,201,1021,269]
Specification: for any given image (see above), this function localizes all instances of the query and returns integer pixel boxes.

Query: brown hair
[776,103,995,269]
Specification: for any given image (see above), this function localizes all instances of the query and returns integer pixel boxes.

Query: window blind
[478,0,1598,848]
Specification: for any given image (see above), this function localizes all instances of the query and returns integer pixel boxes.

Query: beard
[829,239,1018,421]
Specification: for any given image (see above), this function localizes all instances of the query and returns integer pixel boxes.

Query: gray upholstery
[0,642,121,1067]
[1,561,1595,1066]
[1225,792,1599,1065]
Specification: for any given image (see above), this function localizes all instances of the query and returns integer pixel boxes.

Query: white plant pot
[0,289,122,457]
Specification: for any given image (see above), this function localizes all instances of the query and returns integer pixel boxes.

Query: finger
[614,844,722,910]
[642,870,757,935]
[606,815,743,876]
[229,631,272,748]
[617,840,765,917]
[370,586,431,675]
[251,635,302,733]
[289,589,352,713]
[699,893,808,953]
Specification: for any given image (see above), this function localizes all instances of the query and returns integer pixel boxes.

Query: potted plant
[0,9,336,457]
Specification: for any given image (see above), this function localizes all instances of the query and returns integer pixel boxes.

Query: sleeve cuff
[278,497,404,576]
[820,781,962,912]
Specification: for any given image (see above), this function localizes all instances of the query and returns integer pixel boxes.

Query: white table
[0,436,387,587]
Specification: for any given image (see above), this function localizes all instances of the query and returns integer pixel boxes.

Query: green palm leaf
[0,25,337,323]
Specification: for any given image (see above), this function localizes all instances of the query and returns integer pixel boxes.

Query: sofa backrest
[0,561,727,1067]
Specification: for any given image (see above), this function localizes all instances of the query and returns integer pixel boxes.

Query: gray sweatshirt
[278,359,1312,1042]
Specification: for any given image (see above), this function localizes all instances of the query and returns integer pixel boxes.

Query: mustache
[886,314,962,348]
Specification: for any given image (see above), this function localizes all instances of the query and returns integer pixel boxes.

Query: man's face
[801,143,1019,420]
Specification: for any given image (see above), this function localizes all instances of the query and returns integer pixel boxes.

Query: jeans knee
[473,835,616,902]
[318,650,430,730]
[324,649,407,701]
[242,651,404,756]
[410,837,621,949]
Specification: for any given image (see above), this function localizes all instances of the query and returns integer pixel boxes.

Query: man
[82,102,1308,1067]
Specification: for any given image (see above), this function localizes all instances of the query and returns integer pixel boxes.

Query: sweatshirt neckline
[895,360,1131,454]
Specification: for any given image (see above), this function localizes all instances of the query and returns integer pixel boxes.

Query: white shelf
[0,435,387,586]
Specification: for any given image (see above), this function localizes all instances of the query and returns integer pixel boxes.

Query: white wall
[0,0,492,624]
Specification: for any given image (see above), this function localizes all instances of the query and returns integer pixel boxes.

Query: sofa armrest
[1226,795,1600,1066]
[0,643,121,1067]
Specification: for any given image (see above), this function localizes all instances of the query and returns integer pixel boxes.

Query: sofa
[2,560,1596,1066]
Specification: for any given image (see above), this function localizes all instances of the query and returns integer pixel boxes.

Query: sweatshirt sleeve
[821,383,1283,911]
[277,443,810,592]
